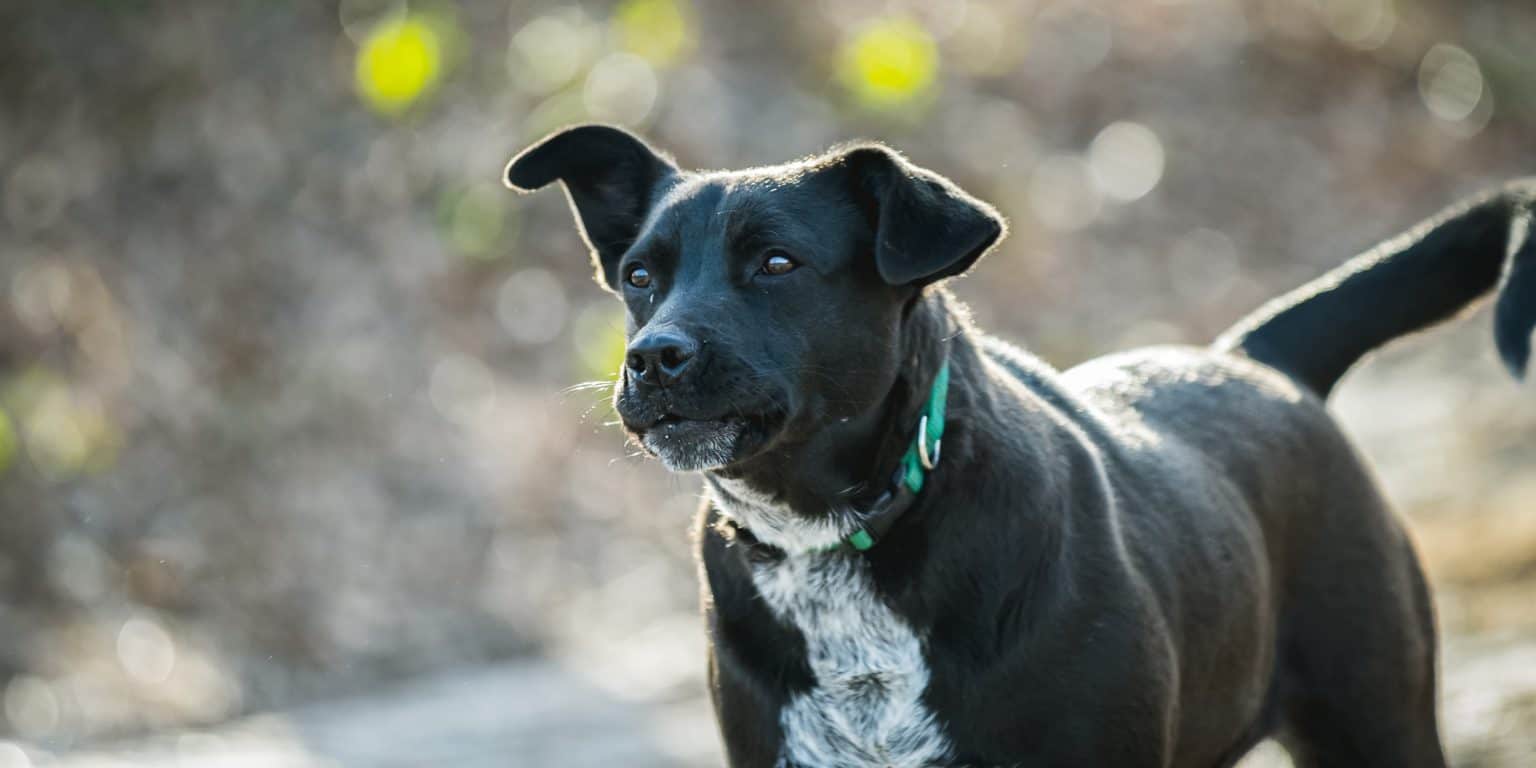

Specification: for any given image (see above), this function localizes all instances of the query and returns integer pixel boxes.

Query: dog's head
[506,125,1003,472]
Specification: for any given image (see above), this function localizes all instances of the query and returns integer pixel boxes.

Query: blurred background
[0,0,1533,765]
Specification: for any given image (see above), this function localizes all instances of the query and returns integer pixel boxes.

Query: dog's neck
[704,290,970,553]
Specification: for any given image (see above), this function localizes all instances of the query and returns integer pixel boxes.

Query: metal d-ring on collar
[725,360,954,558]
[838,359,952,552]
[917,415,941,471]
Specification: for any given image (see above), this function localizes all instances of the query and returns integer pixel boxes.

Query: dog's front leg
[706,643,790,768]
[700,513,812,768]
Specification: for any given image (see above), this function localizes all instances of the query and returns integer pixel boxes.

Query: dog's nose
[625,330,699,387]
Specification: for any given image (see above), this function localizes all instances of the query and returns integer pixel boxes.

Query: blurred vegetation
[0,0,1534,754]
[356,13,448,115]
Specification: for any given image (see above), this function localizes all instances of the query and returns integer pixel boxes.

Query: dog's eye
[625,265,653,289]
[760,251,798,276]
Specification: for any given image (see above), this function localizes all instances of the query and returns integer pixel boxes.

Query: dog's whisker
[562,379,616,394]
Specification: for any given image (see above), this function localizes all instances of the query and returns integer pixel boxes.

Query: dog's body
[505,125,1536,767]
[703,333,1428,767]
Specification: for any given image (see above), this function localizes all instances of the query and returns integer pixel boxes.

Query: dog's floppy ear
[830,144,1005,286]
[505,124,679,289]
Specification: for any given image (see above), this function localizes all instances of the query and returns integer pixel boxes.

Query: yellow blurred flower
[838,18,939,110]
[614,0,695,67]
[356,15,445,115]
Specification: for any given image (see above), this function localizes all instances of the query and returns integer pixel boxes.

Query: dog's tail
[1214,181,1536,398]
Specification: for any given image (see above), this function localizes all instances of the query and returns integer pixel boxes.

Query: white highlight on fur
[705,475,849,553]
[705,477,953,764]
[751,549,954,768]
[642,421,743,471]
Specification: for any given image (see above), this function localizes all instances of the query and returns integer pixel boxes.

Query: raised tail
[1215,180,1536,398]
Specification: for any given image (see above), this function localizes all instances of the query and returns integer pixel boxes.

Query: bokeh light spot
[584,52,659,125]
[838,18,939,109]
[614,0,695,68]
[1419,44,1487,125]
[117,617,177,686]
[20,381,118,477]
[1317,0,1396,51]
[951,4,1014,77]
[0,742,30,768]
[510,9,603,95]
[2,677,59,740]
[355,15,444,115]
[1088,121,1166,202]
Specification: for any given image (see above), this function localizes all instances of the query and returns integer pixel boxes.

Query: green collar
[899,360,950,495]
[840,359,951,552]
[721,361,953,558]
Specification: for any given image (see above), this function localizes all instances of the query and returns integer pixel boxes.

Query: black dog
[505,124,1536,768]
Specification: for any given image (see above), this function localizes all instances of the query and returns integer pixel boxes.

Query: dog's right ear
[505,124,679,289]
[819,144,1005,288]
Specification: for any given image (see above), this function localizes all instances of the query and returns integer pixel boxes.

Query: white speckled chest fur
[709,479,954,768]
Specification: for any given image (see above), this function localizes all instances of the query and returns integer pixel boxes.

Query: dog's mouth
[647,413,739,439]
[631,411,777,472]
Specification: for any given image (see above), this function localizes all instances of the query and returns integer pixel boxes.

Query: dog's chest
[751,552,953,768]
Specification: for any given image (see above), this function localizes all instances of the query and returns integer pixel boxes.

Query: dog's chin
[637,417,756,472]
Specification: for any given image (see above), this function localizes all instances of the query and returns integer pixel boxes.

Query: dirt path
[26,634,1535,767]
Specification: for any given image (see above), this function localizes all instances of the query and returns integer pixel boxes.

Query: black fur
[507,124,1534,767]
[838,145,1007,285]
[1218,180,1536,393]
[504,124,679,289]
